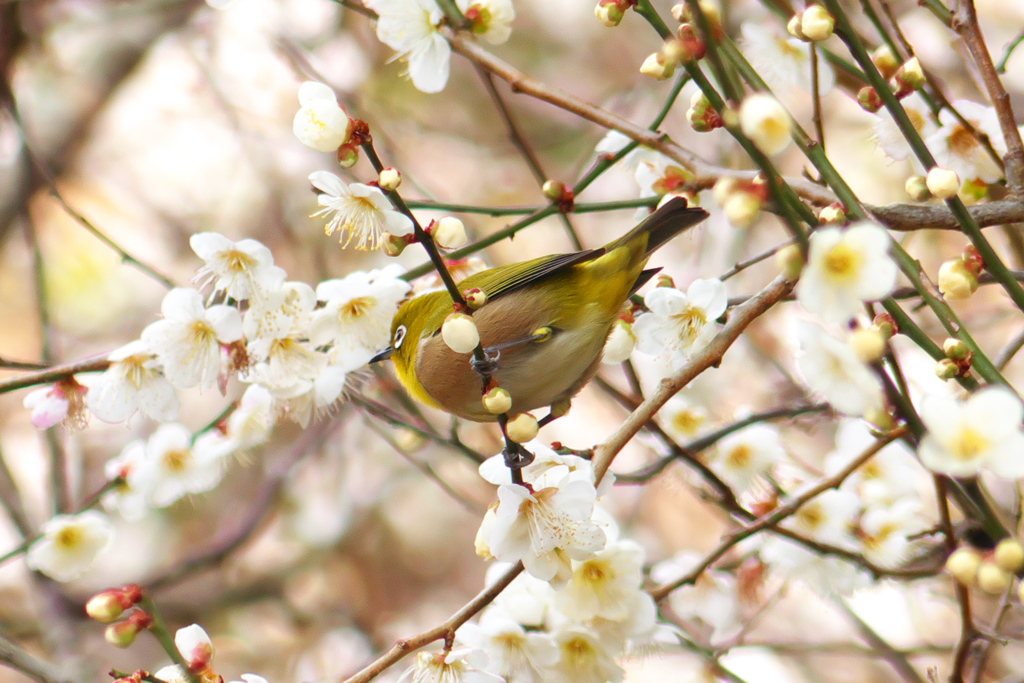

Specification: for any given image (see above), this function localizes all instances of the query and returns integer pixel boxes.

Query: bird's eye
[393,325,407,349]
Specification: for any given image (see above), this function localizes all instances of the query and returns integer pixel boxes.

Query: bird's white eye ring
[394,325,408,349]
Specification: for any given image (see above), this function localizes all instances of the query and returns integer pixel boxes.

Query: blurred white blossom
[27,511,114,582]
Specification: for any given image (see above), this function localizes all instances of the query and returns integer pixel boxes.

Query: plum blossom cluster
[22,234,411,580]
[761,421,929,586]
[467,443,656,683]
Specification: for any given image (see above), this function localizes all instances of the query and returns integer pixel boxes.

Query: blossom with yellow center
[634,278,728,371]
[796,222,897,324]
[26,511,114,582]
[309,171,413,251]
[918,386,1024,478]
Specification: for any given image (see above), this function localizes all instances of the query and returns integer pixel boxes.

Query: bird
[371,197,709,424]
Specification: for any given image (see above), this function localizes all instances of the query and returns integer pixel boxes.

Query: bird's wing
[473,249,605,300]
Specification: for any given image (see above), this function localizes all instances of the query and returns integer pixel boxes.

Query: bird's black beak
[370,347,393,363]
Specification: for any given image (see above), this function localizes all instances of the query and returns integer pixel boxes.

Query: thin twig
[0,632,73,683]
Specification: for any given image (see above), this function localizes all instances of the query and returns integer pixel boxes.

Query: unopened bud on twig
[433,217,468,250]
[442,313,480,354]
[945,547,981,586]
[926,167,960,199]
[483,387,513,414]
[994,538,1024,574]
[506,413,540,443]
[378,168,402,191]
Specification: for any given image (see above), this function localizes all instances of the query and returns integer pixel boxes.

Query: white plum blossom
[367,0,451,94]
[190,233,286,303]
[87,340,180,424]
[225,384,276,449]
[826,420,921,505]
[293,81,351,153]
[758,535,870,596]
[926,99,1006,183]
[458,612,559,683]
[739,93,792,156]
[797,323,885,417]
[141,288,243,390]
[23,377,88,430]
[487,477,607,587]
[486,563,555,627]
[457,0,515,44]
[26,510,114,582]
[782,488,859,546]
[739,23,835,95]
[135,423,233,507]
[796,222,897,324]
[309,266,411,361]
[309,171,414,250]
[917,386,1024,478]
[634,152,693,198]
[401,648,504,683]
[858,498,926,568]
[659,395,709,440]
[600,320,635,365]
[709,423,786,492]
[553,539,646,622]
[103,440,151,521]
[650,552,742,644]
[634,279,728,371]
[549,627,624,683]
[874,93,936,163]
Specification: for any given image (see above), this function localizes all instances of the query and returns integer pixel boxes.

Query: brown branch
[447,34,838,207]
[340,563,524,683]
[592,275,796,484]
[936,476,975,683]
[952,0,1024,194]
[0,631,72,683]
[0,358,109,394]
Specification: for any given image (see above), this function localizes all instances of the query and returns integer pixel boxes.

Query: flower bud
[602,320,636,364]
[926,167,960,199]
[945,547,981,585]
[722,191,762,228]
[872,315,896,340]
[676,23,706,60]
[934,358,960,380]
[655,273,676,288]
[818,204,846,224]
[850,326,886,363]
[786,14,805,40]
[433,217,467,250]
[640,52,675,80]
[660,38,689,66]
[857,86,883,113]
[994,538,1024,573]
[441,313,480,354]
[464,287,488,309]
[938,259,979,300]
[977,562,1013,595]
[395,428,427,453]
[864,406,896,431]
[87,592,128,623]
[872,45,899,79]
[506,413,540,443]
[904,175,930,201]
[595,0,627,27]
[961,177,989,203]
[104,612,153,649]
[775,243,805,280]
[895,57,925,96]
[483,387,513,414]
[739,93,791,156]
[337,142,360,168]
[378,168,401,192]
[542,180,567,201]
[382,232,409,257]
[800,5,834,42]
[943,338,971,362]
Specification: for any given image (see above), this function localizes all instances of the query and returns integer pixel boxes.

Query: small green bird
[372,197,708,422]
